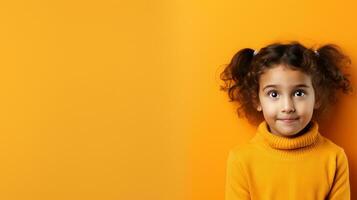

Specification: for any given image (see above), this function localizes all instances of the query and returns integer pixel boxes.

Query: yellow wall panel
[0,0,356,199]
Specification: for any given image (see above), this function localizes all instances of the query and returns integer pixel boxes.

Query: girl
[220,41,353,200]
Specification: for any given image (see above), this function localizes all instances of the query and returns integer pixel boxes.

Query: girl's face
[256,65,319,137]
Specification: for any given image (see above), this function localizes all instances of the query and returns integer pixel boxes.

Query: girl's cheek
[296,102,315,111]
[261,104,277,115]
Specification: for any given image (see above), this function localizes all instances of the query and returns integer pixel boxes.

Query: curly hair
[219,41,353,125]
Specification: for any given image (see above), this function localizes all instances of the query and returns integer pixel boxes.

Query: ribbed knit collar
[256,120,320,150]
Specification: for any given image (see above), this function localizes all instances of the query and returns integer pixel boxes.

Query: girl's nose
[282,97,295,113]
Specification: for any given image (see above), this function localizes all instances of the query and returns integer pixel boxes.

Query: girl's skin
[255,64,321,138]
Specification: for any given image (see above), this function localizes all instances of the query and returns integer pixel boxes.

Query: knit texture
[225,120,350,200]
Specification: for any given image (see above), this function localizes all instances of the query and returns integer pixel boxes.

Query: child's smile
[256,64,320,138]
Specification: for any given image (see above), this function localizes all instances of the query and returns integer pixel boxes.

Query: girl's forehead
[259,65,313,87]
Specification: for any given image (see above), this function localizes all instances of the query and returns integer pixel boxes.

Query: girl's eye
[267,90,306,98]
[294,90,306,97]
[267,91,279,98]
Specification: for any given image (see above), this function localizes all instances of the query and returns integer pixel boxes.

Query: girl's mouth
[278,118,299,123]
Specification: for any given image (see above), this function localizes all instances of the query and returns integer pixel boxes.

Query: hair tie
[253,49,259,56]
[314,50,319,56]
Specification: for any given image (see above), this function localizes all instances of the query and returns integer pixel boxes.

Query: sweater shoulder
[228,142,257,161]
[319,135,346,154]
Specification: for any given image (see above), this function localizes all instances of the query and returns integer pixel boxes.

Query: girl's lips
[278,118,299,123]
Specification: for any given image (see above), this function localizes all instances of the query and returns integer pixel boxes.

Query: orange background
[0,0,356,199]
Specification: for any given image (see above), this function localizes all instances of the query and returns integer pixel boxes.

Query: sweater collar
[257,120,320,150]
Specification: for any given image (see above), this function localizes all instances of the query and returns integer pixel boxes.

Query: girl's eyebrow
[263,84,310,91]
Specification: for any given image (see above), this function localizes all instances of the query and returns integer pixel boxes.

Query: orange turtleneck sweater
[225,120,350,200]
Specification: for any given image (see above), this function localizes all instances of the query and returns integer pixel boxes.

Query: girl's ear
[253,95,262,112]
[314,101,321,109]
[314,96,321,109]
[257,105,262,112]
[255,101,262,112]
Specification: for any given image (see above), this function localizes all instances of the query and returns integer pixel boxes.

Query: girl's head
[220,41,353,137]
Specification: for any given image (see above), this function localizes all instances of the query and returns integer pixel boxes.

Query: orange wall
[179,1,357,200]
[0,0,356,199]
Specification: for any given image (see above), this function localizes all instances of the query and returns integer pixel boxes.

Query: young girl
[220,41,353,200]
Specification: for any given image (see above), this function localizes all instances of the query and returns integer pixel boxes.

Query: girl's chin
[272,125,303,137]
